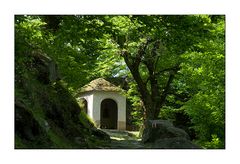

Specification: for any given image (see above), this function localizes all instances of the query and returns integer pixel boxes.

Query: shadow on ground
[101,129,144,149]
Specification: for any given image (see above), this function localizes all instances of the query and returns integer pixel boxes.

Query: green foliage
[160,106,176,121]
[126,80,144,128]
[15,15,111,148]
[91,38,126,78]
[203,134,224,149]
[44,16,109,90]
[179,17,225,148]
[15,15,225,149]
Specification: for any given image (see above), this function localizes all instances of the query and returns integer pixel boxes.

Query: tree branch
[156,64,180,75]
[154,66,180,117]
[134,37,152,67]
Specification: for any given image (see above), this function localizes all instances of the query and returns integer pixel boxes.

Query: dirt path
[101,129,144,149]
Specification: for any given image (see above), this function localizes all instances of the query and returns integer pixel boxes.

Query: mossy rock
[15,51,110,148]
[142,120,200,149]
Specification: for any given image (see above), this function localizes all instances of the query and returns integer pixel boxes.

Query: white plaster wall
[78,91,126,129]
[77,92,94,118]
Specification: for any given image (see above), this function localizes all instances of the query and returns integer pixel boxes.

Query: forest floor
[101,129,145,149]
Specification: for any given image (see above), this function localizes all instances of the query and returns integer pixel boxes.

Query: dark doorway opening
[100,99,118,129]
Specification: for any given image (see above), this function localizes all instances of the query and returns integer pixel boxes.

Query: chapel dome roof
[79,78,122,93]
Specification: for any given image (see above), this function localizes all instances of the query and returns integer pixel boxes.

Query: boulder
[32,51,60,84]
[142,120,200,149]
[142,120,190,142]
[153,137,200,149]
[91,128,111,141]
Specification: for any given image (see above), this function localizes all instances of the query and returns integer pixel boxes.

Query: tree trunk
[121,41,179,131]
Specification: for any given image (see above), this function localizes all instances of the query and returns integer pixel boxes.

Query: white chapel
[76,78,126,130]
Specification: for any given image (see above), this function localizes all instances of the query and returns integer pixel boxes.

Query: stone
[91,128,111,141]
[15,99,43,141]
[142,120,200,148]
[152,137,200,149]
[32,51,60,84]
[142,120,190,143]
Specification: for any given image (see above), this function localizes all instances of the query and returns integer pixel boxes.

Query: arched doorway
[78,98,88,114]
[100,99,118,129]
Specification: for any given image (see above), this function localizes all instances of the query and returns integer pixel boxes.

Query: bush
[202,134,224,149]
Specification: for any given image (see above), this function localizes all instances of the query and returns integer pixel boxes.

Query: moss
[15,52,110,149]
[79,78,122,92]
[79,111,95,128]
[15,135,25,148]
[47,130,72,148]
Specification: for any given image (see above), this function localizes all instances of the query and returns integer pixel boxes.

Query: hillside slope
[15,51,110,148]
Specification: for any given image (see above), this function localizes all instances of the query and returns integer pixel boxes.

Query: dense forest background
[15,15,225,148]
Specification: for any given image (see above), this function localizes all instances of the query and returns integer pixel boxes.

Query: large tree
[15,15,225,148]
[103,15,216,121]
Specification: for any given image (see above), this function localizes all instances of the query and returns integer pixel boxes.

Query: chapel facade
[76,78,126,130]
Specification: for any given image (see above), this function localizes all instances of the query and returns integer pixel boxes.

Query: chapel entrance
[100,99,118,129]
